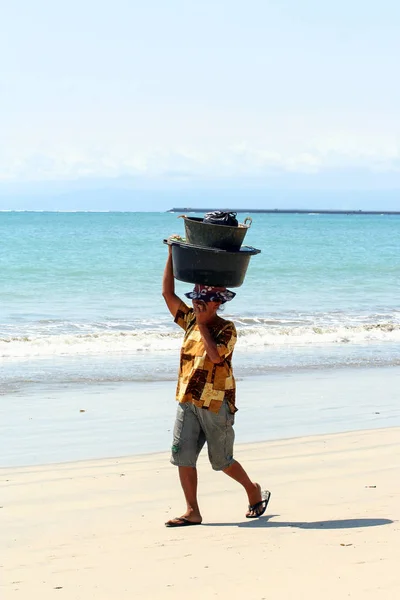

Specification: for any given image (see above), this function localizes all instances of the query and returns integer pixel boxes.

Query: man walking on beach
[162,245,270,526]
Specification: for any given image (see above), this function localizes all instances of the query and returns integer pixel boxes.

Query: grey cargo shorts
[170,400,235,471]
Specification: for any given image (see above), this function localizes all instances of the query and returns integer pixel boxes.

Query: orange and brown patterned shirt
[174,301,237,414]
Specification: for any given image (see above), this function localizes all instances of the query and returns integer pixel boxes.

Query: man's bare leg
[166,466,202,525]
[223,460,263,515]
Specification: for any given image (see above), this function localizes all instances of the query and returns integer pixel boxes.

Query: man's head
[185,285,236,321]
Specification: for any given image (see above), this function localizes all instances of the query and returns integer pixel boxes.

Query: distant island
[167,208,400,215]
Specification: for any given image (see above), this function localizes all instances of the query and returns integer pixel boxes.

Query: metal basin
[164,239,261,287]
[180,215,252,251]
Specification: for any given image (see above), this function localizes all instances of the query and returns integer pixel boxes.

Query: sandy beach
[2,426,399,599]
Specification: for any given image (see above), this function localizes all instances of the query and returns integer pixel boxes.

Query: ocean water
[1,211,399,395]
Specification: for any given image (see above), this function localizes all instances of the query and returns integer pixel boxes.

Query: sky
[1,0,400,210]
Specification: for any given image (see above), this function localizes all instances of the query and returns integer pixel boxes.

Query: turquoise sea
[1,211,399,395]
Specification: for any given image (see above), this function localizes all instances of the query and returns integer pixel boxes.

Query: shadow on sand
[203,515,394,529]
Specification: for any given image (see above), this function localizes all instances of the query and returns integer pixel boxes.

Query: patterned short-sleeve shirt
[174,301,237,414]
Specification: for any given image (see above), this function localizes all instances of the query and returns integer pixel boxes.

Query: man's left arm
[197,323,224,364]
[198,323,236,364]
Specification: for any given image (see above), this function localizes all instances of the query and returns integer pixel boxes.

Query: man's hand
[192,300,209,325]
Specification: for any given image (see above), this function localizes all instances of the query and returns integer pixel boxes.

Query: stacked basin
[165,213,261,288]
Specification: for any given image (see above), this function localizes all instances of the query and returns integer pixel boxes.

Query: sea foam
[2,322,400,359]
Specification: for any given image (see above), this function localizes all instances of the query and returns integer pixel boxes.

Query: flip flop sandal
[165,517,202,528]
[246,490,271,519]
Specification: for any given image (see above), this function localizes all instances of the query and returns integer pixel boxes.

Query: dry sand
[2,427,399,599]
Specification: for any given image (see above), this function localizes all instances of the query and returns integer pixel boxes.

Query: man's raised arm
[162,246,182,317]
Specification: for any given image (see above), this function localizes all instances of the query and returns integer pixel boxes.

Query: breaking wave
[1,321,400,359]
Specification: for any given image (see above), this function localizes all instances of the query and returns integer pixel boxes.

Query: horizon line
[1,208,400,215]
[167,208,400,215]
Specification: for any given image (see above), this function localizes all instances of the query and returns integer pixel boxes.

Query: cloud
[0,135,399,183]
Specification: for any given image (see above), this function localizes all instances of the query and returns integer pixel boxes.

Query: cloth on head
[184,284,236,303]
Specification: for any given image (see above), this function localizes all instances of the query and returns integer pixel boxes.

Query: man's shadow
[203,515,394,529]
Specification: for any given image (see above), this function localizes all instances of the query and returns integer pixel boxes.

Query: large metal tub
[165,239,261,287]
[180,215,252,251]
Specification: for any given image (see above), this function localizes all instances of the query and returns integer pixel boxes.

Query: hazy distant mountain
[1,170,399,211]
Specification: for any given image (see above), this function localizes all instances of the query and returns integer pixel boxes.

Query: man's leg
[166,404,205,526]
[223,461,262,511]
[198,402,262,506]
[176,466,202,523]
[165,465,202,526]
[200,403,270,518]
[200,403,265,516]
